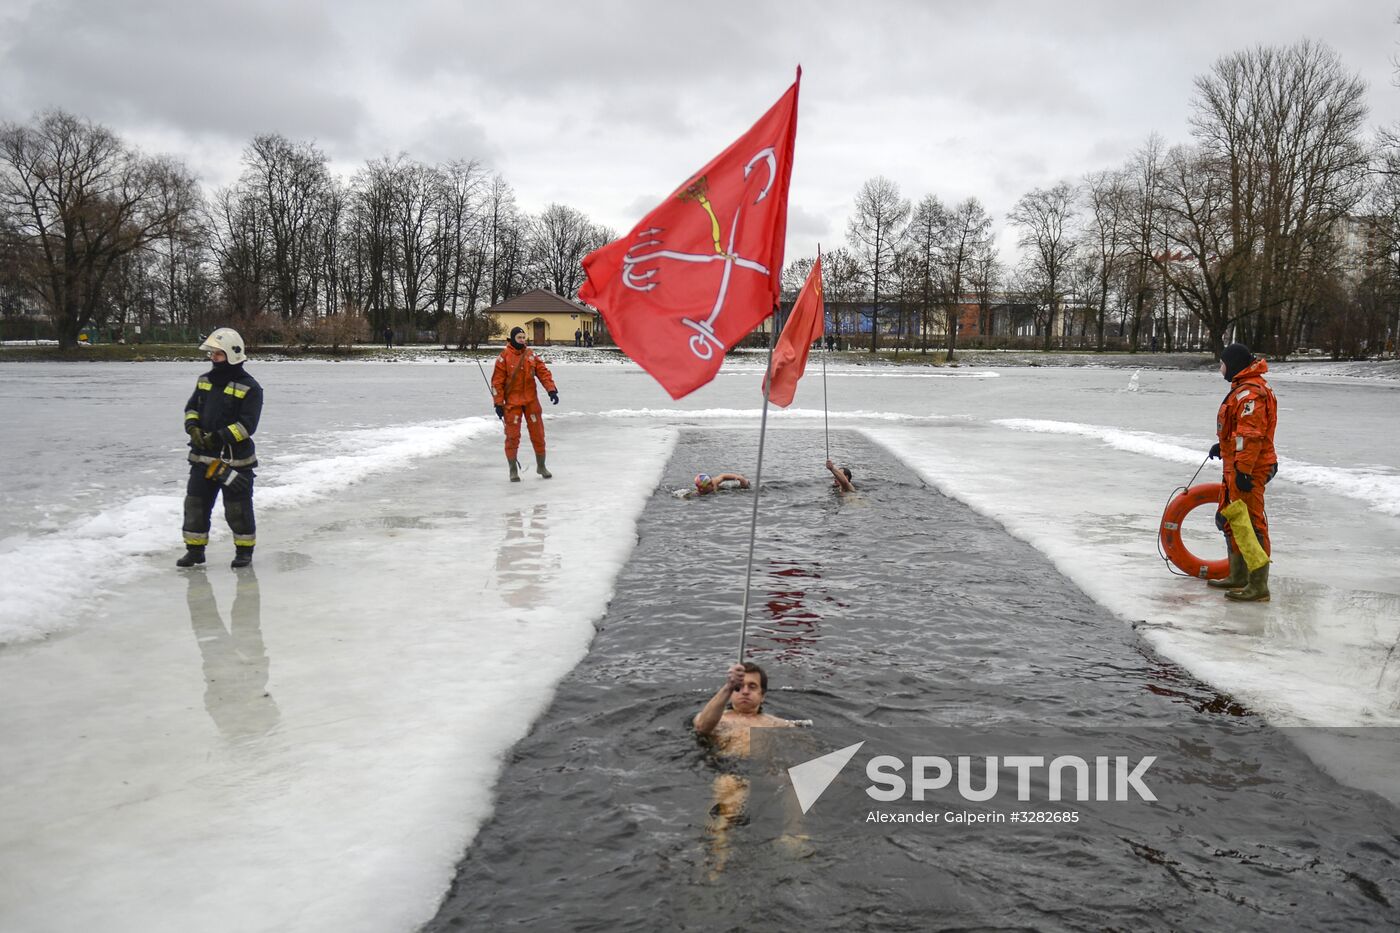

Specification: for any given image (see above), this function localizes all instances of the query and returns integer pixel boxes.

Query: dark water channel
[426,429,1400,932]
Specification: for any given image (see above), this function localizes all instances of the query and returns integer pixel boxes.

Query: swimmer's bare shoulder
[711,711,797,755]
[695,663,797,755]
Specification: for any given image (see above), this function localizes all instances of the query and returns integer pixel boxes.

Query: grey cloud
[390,0,786,98]
[622,193,667,220]
[0,0,365,143]
[785,204,832,243]
[367,111,501,171]
[3,0,1396,261]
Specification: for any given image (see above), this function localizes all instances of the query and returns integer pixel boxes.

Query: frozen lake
[1,356,1398,930]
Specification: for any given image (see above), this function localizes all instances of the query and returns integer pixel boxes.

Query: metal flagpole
[818,246,829,463]
[475,356,495,398]
[738,307,779,662]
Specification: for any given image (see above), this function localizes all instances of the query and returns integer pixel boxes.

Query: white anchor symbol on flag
[619,147,777,360]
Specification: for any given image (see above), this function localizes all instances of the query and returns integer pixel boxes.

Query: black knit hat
[509,326,525,340]
[1220,342,1254,381]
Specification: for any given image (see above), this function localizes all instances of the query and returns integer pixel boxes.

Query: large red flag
[764,255,824,407]
[578,70,800,399]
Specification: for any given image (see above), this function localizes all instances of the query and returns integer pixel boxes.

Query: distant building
[485,289,599,345]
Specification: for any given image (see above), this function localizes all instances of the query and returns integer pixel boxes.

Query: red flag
[578,70,801,399]
[765,255,824,407]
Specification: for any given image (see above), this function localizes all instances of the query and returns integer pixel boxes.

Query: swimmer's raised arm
[825,459,855,493]
[694,663,745,735]
[714,473,749,489]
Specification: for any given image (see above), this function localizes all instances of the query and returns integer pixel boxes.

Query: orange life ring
[1159,482,1228,580]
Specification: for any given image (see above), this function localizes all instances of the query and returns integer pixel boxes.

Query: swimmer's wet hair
[742,661,767,693]
[841,467,852,481]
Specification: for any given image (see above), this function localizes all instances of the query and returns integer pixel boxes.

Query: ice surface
[0,419,675,933]
[0,418,500,644]
[864,421,1400,732]
[2,359,1398,931]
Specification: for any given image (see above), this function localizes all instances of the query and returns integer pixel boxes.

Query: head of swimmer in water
[730,661,768,714]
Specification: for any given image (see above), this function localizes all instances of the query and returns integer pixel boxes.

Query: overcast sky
[2,0,1398,263]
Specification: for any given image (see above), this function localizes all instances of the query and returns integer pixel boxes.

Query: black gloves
[1214,510,1227,531]
[207,461,251,496]
[1235,472,1255,493]
[548,390,559,405]
[1208,443,1221,460]
[186,426,220,450]
[494,404,505,420]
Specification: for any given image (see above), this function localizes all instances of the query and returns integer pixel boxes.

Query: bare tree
[1081,168,1130,351]
[905,194,948,354]
[1365,141,1400,357]
[240,134,334,322]
[1190,40,1369,355]
[1121,135,1165,350]
[847,176,910,352]
[967,250,1002,338]
[821,246,863,345]
[345,157,398,333]
[0,110,198,347]
[781,255,816,303]
[939,197,993,361]
[209,183,270,322]
[482,174,526,306]
[1008,181,1078,349]
[1152,144,1239,352]
[390,158,441,336]
[430,158,483,344]
[527,203,596,297]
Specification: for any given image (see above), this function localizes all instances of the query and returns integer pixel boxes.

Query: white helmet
[200,327,247,364]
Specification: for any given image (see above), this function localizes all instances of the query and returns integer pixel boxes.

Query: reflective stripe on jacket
[184,365,263,468]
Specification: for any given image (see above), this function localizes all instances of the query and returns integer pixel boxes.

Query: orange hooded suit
[492,343,557,459]
[1217,357,1278,554]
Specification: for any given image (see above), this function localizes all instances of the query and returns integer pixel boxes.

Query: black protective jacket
[184,363,263,468]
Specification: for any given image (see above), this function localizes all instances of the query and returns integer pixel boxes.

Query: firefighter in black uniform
[178,328,263,569]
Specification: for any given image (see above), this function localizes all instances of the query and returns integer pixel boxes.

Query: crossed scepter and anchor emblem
[619,147,778,360]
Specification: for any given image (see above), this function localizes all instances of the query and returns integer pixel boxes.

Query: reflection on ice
[493,505,557,609]
[185,568,280,742]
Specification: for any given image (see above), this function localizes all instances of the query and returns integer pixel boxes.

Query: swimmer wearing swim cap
[692,472,749,496]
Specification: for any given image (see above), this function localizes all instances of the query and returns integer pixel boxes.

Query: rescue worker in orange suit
[1207,342,1278,602]
[492,326,558,481]
[179,328,262,569]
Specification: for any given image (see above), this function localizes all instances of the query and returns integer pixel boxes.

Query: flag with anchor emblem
[579,68,801,399]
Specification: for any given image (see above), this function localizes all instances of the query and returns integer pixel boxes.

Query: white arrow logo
[788,742,865,814]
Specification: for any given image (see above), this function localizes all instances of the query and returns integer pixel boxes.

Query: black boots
[179,545,252,568]
[536,454,552,479]
[508,458,521,482]
[1208,551,1248,589]
[1225,564,1270,602]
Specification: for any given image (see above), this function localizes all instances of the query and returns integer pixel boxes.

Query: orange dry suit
[1217,358,1278,555]
[491,344,557,459]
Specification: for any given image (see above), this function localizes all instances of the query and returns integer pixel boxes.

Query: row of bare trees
[5,40,1399,358]
[0,117,614,348]
[781,178,996,361]
[788,40,1395,359]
